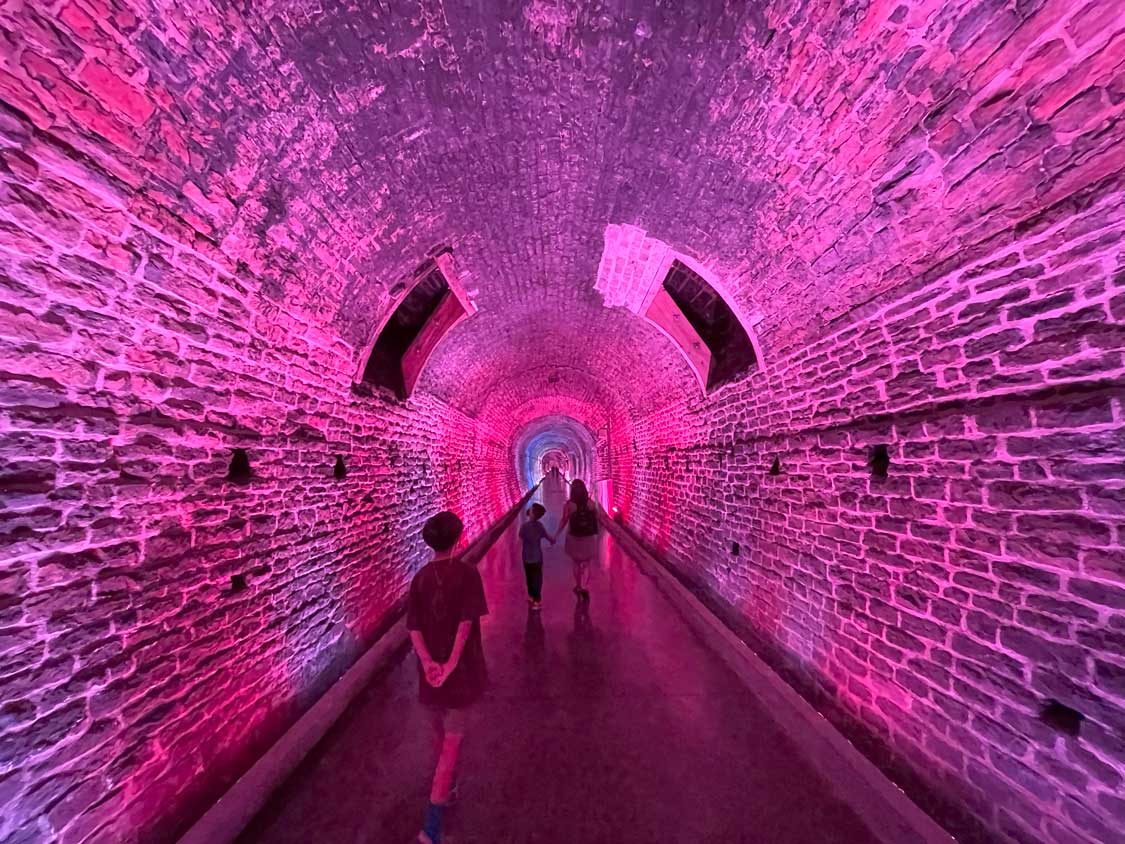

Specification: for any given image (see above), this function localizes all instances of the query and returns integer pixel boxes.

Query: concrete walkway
[237,476,879,843]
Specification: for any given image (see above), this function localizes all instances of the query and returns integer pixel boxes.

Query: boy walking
[518,503,554,609]
[407,511,489,844]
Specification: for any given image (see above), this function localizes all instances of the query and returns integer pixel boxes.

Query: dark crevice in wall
[227,448,252,483]
[869,444,890,478]
[1039,701,1084,737]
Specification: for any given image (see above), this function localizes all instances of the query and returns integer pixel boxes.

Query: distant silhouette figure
[407,511,488,844]
[555,479,599,601]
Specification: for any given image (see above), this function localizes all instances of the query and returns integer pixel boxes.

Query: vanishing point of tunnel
[1,2,1123,844]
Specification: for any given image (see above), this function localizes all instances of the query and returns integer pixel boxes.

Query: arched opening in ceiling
[356,250,475,400]
[594,225,766,393]
[657,259,758,390]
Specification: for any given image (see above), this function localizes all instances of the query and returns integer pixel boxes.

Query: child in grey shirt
[518,503,553,609]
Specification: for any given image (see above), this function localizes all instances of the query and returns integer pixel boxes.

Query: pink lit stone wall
[1,1,1123,843]
[0,4,513,843]
[604,2,1125,843]
[0,165,511,842]
[614,224,1124,843]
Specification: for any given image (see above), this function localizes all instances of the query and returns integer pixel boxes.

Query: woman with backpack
[555,479,599,601]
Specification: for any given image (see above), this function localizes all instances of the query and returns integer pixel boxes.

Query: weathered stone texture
[614,209,1124,841]
[611,82,1124,844]
[598,1,1125,842]
[1,0,1123,843]
[0,4,515,843]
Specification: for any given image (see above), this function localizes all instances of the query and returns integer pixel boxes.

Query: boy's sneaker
[419,803,443,843]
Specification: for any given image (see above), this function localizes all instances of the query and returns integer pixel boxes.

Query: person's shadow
[524,606,546,665]
[572,599,594,639]
[567,600,607,700]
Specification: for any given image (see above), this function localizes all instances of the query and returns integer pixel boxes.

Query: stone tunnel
[1,1,1123,843]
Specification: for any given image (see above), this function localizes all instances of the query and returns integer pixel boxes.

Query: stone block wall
[610,90,1125,844]
[603,1,1125,842]
[2,0,1124,842]
[0,6,513,843]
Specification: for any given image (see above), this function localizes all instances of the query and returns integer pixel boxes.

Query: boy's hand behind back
[423,660,444,687]
[435,664,456,687]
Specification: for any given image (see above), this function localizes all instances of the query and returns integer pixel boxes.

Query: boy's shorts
[428,705,470,735]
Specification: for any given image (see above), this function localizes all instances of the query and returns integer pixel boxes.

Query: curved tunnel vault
[515,415,598,493]
[1,3,1123,844]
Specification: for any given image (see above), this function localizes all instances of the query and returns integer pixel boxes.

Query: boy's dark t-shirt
[406,557,488,708]
[519,519,549,563]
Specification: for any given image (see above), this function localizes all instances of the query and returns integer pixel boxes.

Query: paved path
[238,476,877,843]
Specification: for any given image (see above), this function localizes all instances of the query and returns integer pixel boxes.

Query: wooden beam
[644,287,711,391]
[400,291,467,397]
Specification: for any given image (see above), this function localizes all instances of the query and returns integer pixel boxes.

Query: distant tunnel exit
[1,2,1121,844]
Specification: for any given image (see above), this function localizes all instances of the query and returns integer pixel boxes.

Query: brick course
[1,0,1123,843]
[613,189,1124,844]
[1,4,517,842]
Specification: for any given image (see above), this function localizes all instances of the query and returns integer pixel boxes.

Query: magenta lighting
[0,2,1122,844]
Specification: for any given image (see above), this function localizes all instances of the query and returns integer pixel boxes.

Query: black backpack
[569,501,598,537]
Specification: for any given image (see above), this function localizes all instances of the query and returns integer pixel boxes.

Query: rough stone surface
[0,1,1123,843]
[0,4,517,842]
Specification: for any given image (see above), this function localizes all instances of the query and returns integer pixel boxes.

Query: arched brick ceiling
[473,369,611,424]
[4,1,1123,843]
[419,309,695,423]
[145,2,780,420]
[86,0,1118,423]
[514,413,598,488]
